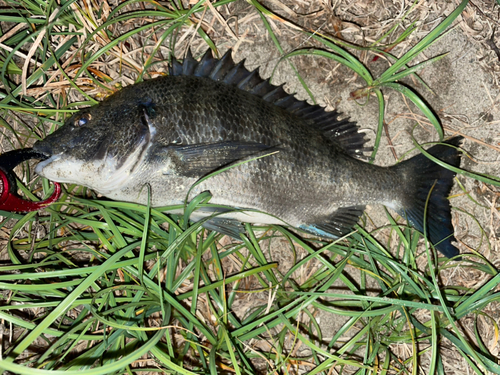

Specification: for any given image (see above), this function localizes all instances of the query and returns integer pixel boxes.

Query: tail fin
[393,137,463,258]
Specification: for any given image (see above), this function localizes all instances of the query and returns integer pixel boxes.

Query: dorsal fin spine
[223,60,247,84]
[262,85,287,102]
[210,51,234,81]
[237,69,259,91]
[251,80,272,96]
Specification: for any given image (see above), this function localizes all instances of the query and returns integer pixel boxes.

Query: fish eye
[75,113,92,127]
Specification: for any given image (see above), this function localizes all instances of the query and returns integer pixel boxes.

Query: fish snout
[32,141,54,158]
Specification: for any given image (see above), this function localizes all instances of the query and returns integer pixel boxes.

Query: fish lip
[33,151,51,161]
[34,153,63,175]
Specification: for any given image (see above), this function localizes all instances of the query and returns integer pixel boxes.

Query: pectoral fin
[168,141,278,178]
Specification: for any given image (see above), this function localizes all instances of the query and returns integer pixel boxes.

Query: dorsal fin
[169,49,370,158]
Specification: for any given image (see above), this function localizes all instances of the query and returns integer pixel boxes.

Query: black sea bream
[33,50,463,258]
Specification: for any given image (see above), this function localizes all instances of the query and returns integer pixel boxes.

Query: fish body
[34,50,462,257]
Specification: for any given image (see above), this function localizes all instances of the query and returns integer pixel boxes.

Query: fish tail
[393,136,463,258]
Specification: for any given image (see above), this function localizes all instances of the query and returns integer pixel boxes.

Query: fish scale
[33,49,463,258]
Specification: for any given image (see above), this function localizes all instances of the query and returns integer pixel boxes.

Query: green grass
[0,0,500,374]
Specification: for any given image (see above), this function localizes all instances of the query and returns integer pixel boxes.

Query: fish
[33,49,463,258]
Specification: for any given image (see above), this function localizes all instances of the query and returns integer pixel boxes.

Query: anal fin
[299,206,365,239]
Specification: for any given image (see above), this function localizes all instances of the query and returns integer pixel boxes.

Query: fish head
[33,98,156,194]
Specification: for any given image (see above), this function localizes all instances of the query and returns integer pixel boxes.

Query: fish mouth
[32,151,50,161]
[34,153,62,175]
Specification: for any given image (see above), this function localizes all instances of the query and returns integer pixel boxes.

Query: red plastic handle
[0,169,61,212]
[0,148,62,212]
